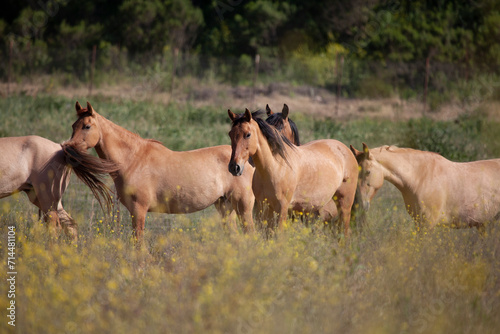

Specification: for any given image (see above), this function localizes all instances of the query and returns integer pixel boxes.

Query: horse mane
[62,144,120,213]
[80,109,159,145]
[231,110,295,165]
[265,113,301,146]
[384,145,442,157]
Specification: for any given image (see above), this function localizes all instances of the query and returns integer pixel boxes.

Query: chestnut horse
[0,136,77,239]
[351,143,500,229]
[228,109,358,236]
[62,102,255,241]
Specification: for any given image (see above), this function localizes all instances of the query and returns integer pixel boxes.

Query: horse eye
[84,124,91,130]
[245,133,251,139]
[366,170,371,175]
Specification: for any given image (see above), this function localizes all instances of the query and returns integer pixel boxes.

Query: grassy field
[1,95,500,333]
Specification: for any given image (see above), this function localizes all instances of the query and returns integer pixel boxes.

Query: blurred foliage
[1,0,499,70]
[0,0,499,105]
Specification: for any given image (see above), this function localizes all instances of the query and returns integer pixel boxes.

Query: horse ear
[350,145,361,157]
[86,102,95,116]
[266,104,273,116]
[350,145,365,162]
[228,109,237,122]
[75,101,83,115]
[244,108,252,122]
[282,104,289,119]
[362,142,370,159]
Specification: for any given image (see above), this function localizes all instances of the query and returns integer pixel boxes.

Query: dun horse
[351,143,500,229]
[63,102,255,241]
[265,104,339,222]
[0,136,77,239]
[228,109,358,236]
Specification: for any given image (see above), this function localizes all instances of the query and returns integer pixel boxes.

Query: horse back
[298,139,358,179]
[0,136,68,196]
[117,142,253,212]
[287,139,357,207]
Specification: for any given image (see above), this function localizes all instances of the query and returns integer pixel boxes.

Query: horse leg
[26,189,62,238]
[41,210,61,240]
[334,188,356,239]
[276,201,289,232]
[131,203,148,247]
[231,191,256,234]
[214,197,238,233]
[57,207,78,241]
[319,200,338,230]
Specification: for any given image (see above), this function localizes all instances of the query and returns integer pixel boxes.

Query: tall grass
[1,95,500,333]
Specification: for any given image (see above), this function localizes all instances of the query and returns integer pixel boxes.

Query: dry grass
[0,92,499,333]
[0,182,499,334]
[2,77,496,122]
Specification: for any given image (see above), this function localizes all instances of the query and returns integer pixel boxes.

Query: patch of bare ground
[1,79,498,121]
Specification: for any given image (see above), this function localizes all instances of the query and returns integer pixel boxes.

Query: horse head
[350,143,385,212]
[265,104,300,146]
[227,108,258,176]
[64,101,101,151]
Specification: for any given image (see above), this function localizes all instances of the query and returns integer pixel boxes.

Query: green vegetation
[1,94,500,333]
[1,1,500,103]
[1,94,499,158]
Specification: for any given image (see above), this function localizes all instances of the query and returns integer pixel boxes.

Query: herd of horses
[2,101,500,244]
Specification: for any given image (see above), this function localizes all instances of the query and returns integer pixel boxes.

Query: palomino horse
[62,102,255,241]
[228,109,358,236]
[0,136,77,239]
[350,143,500,229]
[265,104,339,223]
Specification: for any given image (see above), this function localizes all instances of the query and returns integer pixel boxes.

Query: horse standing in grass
[228,109,358,236]
[351,143,500,229]
[62,102,255,242]
[0,136,77,239]
[265,103,340,223]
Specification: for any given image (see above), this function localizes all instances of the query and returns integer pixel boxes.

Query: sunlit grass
[1,187,499,333]
[1,94,500,333]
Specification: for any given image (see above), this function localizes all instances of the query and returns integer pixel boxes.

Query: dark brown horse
[63,102,255,242]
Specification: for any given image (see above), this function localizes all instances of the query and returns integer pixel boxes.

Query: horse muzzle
[228,161,244,176]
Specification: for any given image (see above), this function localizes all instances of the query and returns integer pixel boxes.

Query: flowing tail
[61,144,120,213]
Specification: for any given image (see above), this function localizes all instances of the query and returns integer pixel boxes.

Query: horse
[265,104,300,146]
[62,102,255,242]
[350,143,500,229]
[265,104,340,224]
[0,136,77,240]
[228,108,358,237]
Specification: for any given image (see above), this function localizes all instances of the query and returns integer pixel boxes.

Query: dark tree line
[1,0,499,72]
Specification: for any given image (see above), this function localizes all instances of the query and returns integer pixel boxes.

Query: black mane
[265,113,301,145]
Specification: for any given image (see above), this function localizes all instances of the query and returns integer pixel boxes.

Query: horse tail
[61,144,120,213]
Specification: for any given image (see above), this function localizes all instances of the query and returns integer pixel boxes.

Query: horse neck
[94,113,149,166]
[376,149,426,193]
[251,132,286,177]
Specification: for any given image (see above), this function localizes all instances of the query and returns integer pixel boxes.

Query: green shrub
[356,77,394,99]
[402,116,486,161]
